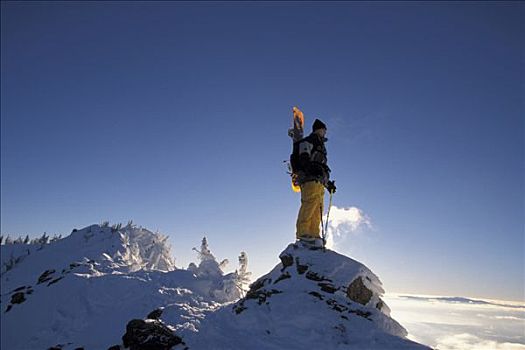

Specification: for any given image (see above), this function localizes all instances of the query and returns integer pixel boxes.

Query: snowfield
[1,224,430,349]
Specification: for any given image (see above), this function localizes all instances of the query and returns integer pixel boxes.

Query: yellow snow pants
[296,181,325,239]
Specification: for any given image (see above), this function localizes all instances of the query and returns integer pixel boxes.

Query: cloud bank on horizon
[384,293,525,350]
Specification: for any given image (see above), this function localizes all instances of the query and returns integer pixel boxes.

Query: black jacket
[297,133,330,185]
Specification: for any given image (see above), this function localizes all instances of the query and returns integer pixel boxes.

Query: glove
[326,180,336,194]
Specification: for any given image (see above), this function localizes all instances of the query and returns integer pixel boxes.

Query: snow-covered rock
[181,243,431,349]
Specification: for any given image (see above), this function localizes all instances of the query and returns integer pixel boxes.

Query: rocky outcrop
[37,269,56,284]
[147,308,164,320]
[235,248,380,319]
[216,243,431,349]
[122,319,185,350]
[236,243,388,316]
[347,276,373,305]
[4,262,85,313]
[4,285,33,312]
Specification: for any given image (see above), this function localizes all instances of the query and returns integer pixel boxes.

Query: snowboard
[288,106,305,192]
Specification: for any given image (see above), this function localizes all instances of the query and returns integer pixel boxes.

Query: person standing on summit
[295,119,336,246]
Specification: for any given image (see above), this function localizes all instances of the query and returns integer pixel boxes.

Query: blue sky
[1,2,523,301]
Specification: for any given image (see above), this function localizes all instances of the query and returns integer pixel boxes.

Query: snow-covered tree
[237,252,249,278]
[49,234,62,242]
[187,262,198,273]
[189,237,225,276]
[235,252,252,297]
[38,232,49,245]
[111,223,122,232]
[187,237,248,301]
[193,237,214,262]
[192,236,230,273]
[109,225,175,272]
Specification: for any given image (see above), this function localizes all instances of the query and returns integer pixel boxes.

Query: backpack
[290,137,312,174]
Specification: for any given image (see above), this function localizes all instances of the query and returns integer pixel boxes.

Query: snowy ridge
[1,224,175,286]
[1,224,243,350]
[1,225,430,349]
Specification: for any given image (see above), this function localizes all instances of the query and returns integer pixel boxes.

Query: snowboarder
[295,118,336,247]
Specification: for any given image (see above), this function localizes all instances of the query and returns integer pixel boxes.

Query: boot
[297,236,323,249]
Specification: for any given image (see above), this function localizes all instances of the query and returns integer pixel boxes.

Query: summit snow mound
[184,243,430,349]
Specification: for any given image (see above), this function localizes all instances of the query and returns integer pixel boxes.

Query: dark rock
[245,289,258,300]
[279,254,293,270]
[74,348,85,350]
[11,292,26,304]
[376,299,384,311]
[295,257,308,274]
[273,272,291,284]
[5,305,12,313]
[248,278,268,294]
[259,289,282,305]
[107,345,121,350]
[236,277,283,313]
[233,304,247,314]
[318,282,338,294]
[12,286,27,292]
[309,291,324,300]
[147,308,163,320]
[346,277,373,306]
[305,271,330,282]
[122,319,182,350]
[247,288,282,305]
[296,264,308,274]
[47,276,64,286]
[47,342,73,349]
[38,269,56,284]
[326,299,348,312]
[349,309,372,320]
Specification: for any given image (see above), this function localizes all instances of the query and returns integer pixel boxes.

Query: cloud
[494,315,525,321]
[383,293,525,350]
[323,205,371,249]
[398,295,525,310]
[436,333,525,350]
